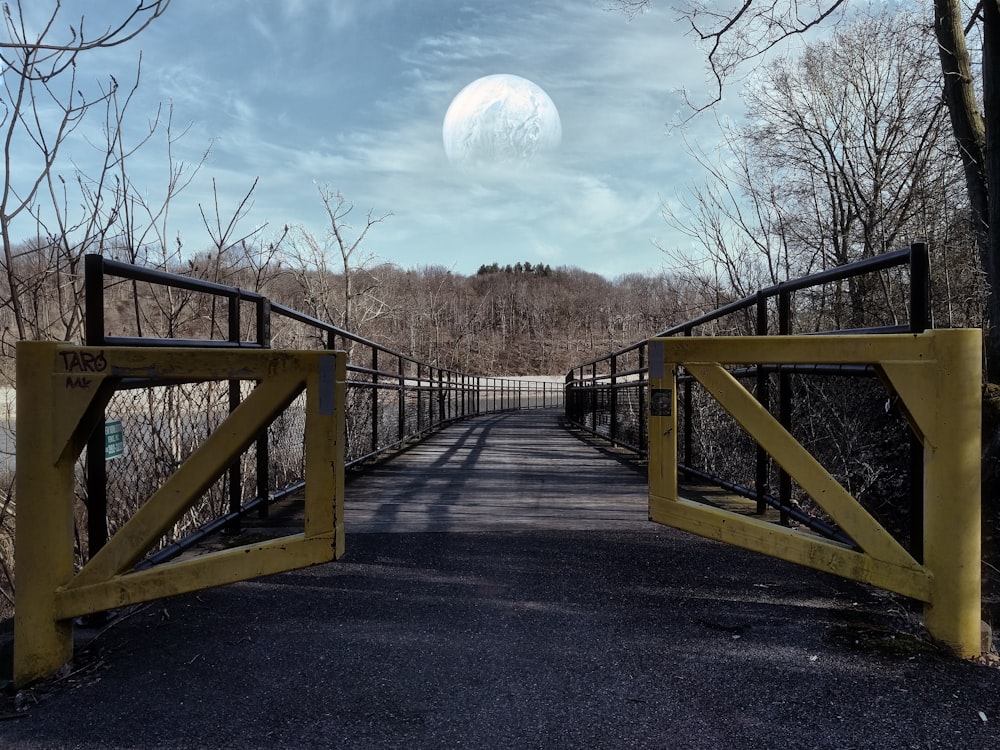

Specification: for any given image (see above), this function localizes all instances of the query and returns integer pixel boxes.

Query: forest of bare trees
[0,241,726,380]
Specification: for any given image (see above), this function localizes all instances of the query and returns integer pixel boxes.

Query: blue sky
[19,1,742,277]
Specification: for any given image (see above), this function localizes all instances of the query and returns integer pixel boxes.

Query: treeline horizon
[85,248,712,378]
[5,238,966,384]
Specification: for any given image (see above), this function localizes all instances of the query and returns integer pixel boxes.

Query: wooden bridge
[344,409,647,534]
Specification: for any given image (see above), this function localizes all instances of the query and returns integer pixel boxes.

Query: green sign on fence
[105,419,124,460]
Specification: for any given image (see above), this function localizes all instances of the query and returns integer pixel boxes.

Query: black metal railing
[83,254,562,563]
[564,242,929,557]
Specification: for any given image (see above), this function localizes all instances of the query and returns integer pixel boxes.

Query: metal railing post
[397,355,405,443]
[417,362,424,432]
[256,298,271,518]
[755,291,769,514]
[225,293,242,534]
[428,366,435,427]
[590,363,598,431]
[778,286,792,526]
[610,353,618,444]
[372,349,379,456]
[683,329,693,468]
[84,254,108,560]
[909,241,929,561]
[638,342,647,456]
[438,369,444,427]
[443,370,448,420]
[909,241,930,333]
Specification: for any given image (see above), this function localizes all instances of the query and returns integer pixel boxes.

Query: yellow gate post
[648,330,982,657]
[14,343,347,686]
[14,343,96,683]
[891,330,982,655]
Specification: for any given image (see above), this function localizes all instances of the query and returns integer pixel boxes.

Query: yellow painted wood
[51,384,112,467]
[46,346,304,463]
[15,344,349,685]
[685,362,919,572]
[647,366,677,507]
[14,343,77,685]
[877,362,935,446]
[303,356,346,557]
[655,333,928,366]
[54,534,337,620]
[649,494,932,601]
[94,346,306,380]
[68,372,306,588]
[919,330,982,657]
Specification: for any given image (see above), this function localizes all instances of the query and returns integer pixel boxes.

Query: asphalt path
[2,410,999,748]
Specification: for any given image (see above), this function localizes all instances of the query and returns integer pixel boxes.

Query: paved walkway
[2,410,999,748]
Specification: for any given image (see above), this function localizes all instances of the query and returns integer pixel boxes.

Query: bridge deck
[344,409,649,533]
[7,410,1000,748]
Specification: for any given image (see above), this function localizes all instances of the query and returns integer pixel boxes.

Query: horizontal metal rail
[567,245,924,375]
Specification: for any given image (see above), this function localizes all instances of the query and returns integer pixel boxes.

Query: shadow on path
[345,408,649,533]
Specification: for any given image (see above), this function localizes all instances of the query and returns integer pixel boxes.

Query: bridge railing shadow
[80,255,562,569]
[565,242,930,558]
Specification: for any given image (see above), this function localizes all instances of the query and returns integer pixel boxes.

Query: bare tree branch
[0,1,169,341]
[615,1,848,115]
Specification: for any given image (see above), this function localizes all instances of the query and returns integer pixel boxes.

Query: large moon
[442,74,561,168]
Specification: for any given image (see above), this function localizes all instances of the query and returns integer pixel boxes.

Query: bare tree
[620,0,1000,375]
[662,127,794,298]
[665,10,959,332]
[288,184,392,335]
[0,0,170,343]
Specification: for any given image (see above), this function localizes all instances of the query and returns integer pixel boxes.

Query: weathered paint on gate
[14,343,346,686]
[647,330,982,657]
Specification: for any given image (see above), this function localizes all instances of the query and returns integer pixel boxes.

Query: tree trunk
[984,0,1000,378]
[934,0,996,374]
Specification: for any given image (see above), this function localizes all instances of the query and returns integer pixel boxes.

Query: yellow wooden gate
[15,343,346,685]
[647,330,981,657]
